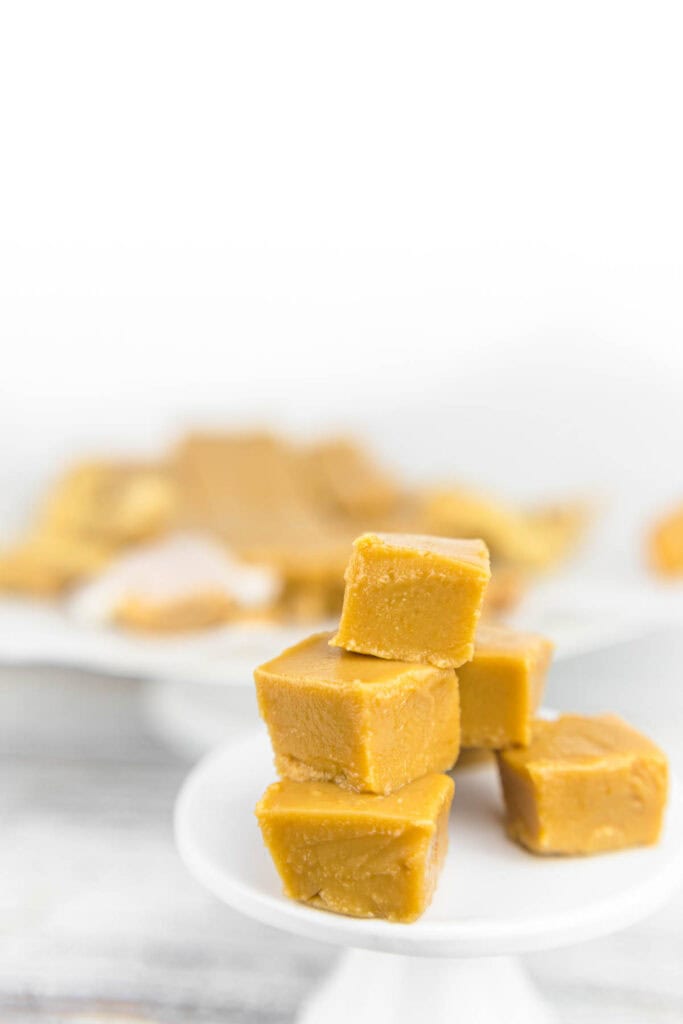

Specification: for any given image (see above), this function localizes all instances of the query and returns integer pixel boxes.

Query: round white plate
[175,729,683,958]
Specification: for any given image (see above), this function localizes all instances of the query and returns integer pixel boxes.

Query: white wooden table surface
[2,628,683,1024]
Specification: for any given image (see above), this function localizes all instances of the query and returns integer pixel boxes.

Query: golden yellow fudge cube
[256,773,454,922]
[173,431,329,548]
[331,533,491,668]
[254,632,460,794]
[459,624,553,749]
[497,715,668,855]
[41,461,176,546]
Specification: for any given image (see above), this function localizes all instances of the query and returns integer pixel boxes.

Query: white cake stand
[174,729,683,1024]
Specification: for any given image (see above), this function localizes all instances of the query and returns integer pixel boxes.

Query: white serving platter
[0,574,681,687]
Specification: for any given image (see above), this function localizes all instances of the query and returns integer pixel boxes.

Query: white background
[1,0,682,514]
[1,10,683,1020]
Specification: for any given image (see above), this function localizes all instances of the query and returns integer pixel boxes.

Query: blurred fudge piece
[303,438,399,522]
[41,461,176,546]
[0,532,111,596]
[114,591,236,632]
[420,487,587,571]
[70,531,278,632]
[173,432,326,546]
[243,535,351,623]
[649,503,683,575]
[173,433,358,623]
[0,461,175,598]
[256,773,454,922]
[524,500,589,569]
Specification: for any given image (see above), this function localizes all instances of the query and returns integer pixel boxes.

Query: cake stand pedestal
[297,949,553,1024]
[175,730,683,1024]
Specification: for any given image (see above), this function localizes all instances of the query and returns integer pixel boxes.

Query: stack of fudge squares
[255,533,669,923]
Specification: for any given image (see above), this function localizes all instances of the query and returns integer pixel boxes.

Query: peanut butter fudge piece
[331,533,490,668]
[421,488,541,566]
[304,438,399,521]
[421,488,588,571]
[255,631,460,794]
[497,714,668,855]
[459,624,553,749]
[41,462,176,546]
[256,773,454,922]
[173,432,328,547]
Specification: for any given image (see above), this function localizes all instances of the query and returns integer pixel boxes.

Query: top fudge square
[331,532,491,668]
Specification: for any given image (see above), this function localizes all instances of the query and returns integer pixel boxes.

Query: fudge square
[331,532,491,668]
[459,624,554,749]
[497,714,668,855]
[256,773,454,922]
[254,631,460,795]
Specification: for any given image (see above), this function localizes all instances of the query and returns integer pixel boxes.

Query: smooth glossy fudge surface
[459,624,553,749]
[331,533,491,668]
[254,632,460,794]
[497,715,668,855]
[256,773,454,922]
